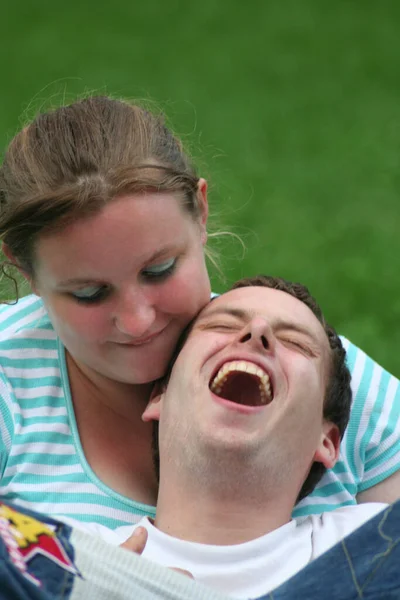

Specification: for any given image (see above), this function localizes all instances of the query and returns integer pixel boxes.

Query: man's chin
[197,427,265,455]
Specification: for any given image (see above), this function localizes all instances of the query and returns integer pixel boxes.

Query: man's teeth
[210,360,272,404]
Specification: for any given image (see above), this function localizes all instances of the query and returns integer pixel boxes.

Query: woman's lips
[112,327,167,347]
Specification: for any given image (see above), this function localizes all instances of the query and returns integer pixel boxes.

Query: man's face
[145,286,338,485]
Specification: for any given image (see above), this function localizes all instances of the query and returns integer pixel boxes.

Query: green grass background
[1,0,399,375]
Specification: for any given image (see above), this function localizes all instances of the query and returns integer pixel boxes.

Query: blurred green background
[1,0,399,375]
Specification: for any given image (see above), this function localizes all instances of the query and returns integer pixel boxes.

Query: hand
[120,526,148,555]
[120,527,193,579]
[170,567,194,579]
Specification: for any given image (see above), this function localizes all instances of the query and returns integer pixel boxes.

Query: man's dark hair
[153,275,352,504]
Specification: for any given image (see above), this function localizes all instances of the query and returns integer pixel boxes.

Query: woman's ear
[2,242,17,266]
[2,242,39,295]
[197,178,209,243]
[142,380,166,422]
[1,242,37,294]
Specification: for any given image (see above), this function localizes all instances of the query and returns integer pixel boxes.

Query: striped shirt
[0,295,399,529]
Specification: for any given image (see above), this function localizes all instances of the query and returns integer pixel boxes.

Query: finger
[120,526,148,554]
[170,567,194,579]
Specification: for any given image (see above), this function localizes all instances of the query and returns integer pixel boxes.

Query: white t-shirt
[62,502,386,598]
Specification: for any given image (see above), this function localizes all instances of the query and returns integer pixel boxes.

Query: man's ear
[313,422,340,469]
[197,178,208,244]
[2,242,38,293]
[142,380,166,422]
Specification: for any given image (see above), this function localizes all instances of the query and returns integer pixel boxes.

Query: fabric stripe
[5,452,81,467]
[13,387,64,400]
[367,375,400,458]
[4,463,83,477]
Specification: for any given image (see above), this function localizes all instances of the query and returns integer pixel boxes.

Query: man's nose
[113,290,156,338]
[237,317,274,352]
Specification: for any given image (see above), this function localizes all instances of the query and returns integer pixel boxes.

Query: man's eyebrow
[196,307,320,343]
[273,318,320,343]
[195,306,248,322]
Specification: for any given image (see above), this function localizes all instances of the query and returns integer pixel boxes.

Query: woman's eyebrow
[57,278,101,287]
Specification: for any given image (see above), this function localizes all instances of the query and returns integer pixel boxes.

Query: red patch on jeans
[0,503,80,586]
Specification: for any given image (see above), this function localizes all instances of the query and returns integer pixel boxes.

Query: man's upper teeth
[210,360,272,403]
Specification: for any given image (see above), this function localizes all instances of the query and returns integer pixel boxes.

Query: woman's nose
[113,291,156,338]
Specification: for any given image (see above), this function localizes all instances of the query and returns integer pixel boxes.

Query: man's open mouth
[209,361,273,407]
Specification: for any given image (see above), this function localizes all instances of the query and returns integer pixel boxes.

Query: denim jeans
[1,500,400,600]
[262,501,400,600]
[0,502,78,600]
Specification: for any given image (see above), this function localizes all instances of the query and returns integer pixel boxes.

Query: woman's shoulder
[0,295,60,402]
[0,294,55,345]
[340,335,400,475]
[340,335,398,408]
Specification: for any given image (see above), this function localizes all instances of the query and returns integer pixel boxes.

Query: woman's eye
[142,258,176,280]
[70,286,109,304]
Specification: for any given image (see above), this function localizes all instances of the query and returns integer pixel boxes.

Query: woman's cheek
[177,267,210,311]
[155,277,190,313]
[55,301,109,342]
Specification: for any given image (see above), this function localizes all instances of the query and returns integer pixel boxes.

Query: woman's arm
[357,469,400,504]
[342,336,400,504]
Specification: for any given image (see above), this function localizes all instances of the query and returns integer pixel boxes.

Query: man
[121,275,387,597]
[0,276,397,600]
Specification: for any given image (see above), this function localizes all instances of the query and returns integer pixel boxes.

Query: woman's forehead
[34,193,198,279]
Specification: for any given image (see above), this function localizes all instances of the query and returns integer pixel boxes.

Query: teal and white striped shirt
[0,295,399,529]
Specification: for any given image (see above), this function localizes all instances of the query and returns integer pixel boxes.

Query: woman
[0,96,398,532]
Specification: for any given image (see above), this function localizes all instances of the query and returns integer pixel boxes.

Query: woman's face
[32,188,211,384]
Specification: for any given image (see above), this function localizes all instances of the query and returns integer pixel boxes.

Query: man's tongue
[216,372,265,407]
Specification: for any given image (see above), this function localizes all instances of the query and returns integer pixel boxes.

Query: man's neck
[154,469,298,545]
